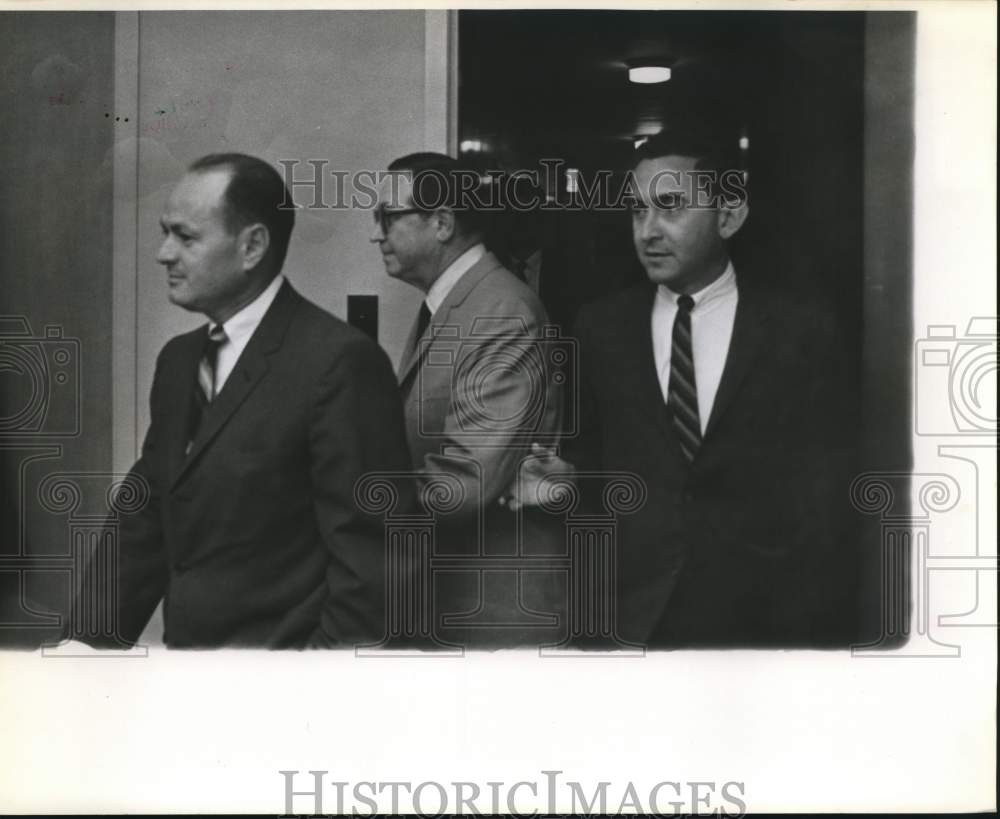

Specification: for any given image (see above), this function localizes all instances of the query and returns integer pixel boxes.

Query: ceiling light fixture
[565,167,580,194]
[626,57,674,85]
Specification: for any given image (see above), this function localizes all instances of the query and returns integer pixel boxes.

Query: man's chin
[166,289,196,311]
[642,262,681,286]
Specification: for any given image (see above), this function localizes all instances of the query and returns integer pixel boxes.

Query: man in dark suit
[513,128,858,648]
[73,153,411,649]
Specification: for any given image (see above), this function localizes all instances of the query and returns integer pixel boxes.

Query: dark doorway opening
[458,9,865,344]
[457,10,905,647]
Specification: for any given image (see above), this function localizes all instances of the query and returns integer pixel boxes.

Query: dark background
[458,10,913,645]
[0,10,914,648]
[0,12,115,646]
[459,10,865,345]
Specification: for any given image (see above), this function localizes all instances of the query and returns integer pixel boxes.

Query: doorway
[457,10,865,342]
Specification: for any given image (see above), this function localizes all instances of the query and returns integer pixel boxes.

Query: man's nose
[369,219,386,244]
[156,235,176,265]
[636,210,662,242]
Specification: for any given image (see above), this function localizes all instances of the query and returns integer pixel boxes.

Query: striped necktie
[186,324,227,452]
[668,295,701,463]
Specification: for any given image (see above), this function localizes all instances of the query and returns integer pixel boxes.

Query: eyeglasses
[373,204,424,234]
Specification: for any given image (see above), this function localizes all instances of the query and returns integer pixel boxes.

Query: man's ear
[240,223,270,271]
[717,200,749,241]
[433,208,457,242]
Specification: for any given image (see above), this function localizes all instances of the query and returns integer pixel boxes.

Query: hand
[61,639,101,652]
[46,639,111,654]
[499,443,575,512]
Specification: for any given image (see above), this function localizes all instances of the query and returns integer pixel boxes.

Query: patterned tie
[668,295,701,462]
[186,324,227,452]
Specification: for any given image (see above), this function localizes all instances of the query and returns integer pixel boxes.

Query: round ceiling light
[626,57,674,85]
[629,65,671,84]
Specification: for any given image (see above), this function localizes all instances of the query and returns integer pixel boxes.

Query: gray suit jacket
[398,250,561,515]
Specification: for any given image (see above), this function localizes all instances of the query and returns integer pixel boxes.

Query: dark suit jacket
[102,281,412,648]
[567,269,859,648]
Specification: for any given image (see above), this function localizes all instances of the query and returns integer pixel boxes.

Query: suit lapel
[396,310,424,386]
[169,280,300,490]
[396,251,503,386]
[703,273,771,439]
[624,273,772,464]
[163,331,205,487]
[619,284,686,460]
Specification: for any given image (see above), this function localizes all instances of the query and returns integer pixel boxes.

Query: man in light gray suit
[370,152,563,646]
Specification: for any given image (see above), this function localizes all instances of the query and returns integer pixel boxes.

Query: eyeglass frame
[372,204,427,234]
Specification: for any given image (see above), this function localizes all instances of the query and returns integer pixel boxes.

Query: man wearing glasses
[370,152,563,646]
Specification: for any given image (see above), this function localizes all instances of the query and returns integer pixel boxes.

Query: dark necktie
[186,324,227,452]
[668,295,701,462]
[399,304,432,396]
[414,301,432,341]
[511,257,528,282]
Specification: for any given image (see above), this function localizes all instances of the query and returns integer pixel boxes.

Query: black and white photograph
[1,1,995,814]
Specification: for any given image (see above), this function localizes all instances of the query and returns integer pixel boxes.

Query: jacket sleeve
[561,307,603,475]
[787,307,862,642]
[416,303,562,514]
[306,337,414,648]
[75,350,169,647]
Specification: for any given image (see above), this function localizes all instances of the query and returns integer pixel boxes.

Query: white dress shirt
[213,274,285,393]
[425,243,486,315]
[651,261,739,434]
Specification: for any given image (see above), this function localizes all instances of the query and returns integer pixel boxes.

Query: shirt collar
[425,243,486,314]
[655,259,737,312]
[217,274,285,343]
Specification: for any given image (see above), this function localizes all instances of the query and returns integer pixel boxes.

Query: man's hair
[633,122,746,206]
[188,153,295,271]
[386,152,485,237]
